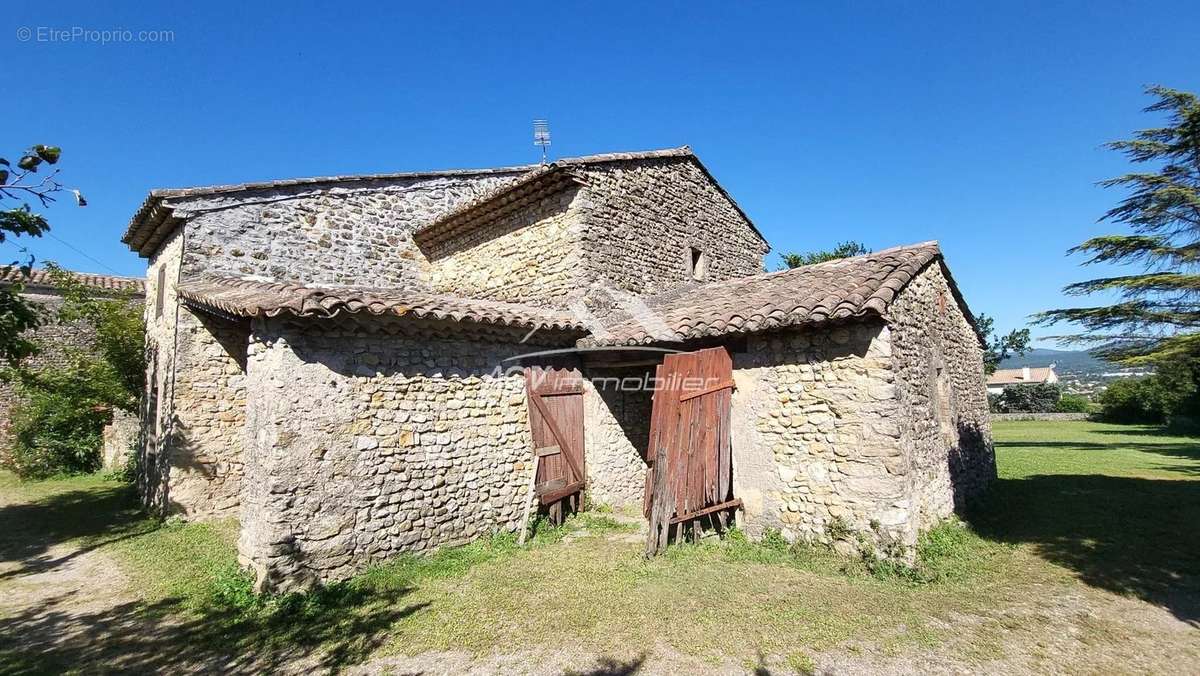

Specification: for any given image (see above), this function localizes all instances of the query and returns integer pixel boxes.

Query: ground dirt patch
[1,421,1198,674]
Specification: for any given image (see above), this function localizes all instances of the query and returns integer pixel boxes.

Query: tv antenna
[533,119,551,164]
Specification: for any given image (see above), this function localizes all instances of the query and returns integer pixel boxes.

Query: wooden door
[525,366,585,523]
[644,347,740,554]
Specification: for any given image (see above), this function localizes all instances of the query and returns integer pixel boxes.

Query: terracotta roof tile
[0,266,145,295]
[987,367,1057,386]
[177,275,586,333]
[587,242,948,346]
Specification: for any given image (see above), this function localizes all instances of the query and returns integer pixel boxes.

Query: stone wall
[582,374,651,509]
[175,173,522,286]
[140,173,522,516]
[887,262,994,530]
[102,408,139,472]
[12,292,100,366]
[576,158,769,298]
[730,322,914,550]
[424,186,587,306]
[991,412,1089,422]
[238,319,536,592]
[139,227,184,514]
[161,310,248,517]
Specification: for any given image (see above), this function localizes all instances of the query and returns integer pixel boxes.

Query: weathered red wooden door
[525,366,585,523]
[644,347,739,553]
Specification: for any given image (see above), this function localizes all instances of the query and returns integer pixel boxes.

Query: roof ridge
[123,147,698,258]
[585,240,950,347]
[411,145,770,249]
[688,240,942,289]
[185,274,582,322]
[0,265,145,293]
[141,147,692,202]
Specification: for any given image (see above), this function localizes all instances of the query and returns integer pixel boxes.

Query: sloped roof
[413,146,766,249]
[0,266,145,295]
[122,163,535,258]
[987,367,1057,386]
[177,275,586,333]
[587,242,974,346]
[122,146,755,258]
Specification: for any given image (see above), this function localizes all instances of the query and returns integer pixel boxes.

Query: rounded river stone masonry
[237,323,537,591]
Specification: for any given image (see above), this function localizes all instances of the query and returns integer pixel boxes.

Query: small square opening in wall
[688,247,709,281]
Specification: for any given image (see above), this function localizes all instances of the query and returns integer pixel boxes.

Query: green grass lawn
[1,420,1198,673]
[977,420,1200,625]
[992,420,1200,480]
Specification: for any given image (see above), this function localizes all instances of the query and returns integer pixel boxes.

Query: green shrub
[1099,377,1168,423]
[1097,361,1200,425]
[760,527,790,552]
[4,354,131,478]
[205,562,261,610]
[987,393,1002,413]
[46,263,146,399]
[1,265,145,479]
[993,383,1061,413]
[1054,392,1092,413]
[824,515,853,541]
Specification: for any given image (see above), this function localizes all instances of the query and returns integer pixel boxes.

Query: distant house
[986,365,1058,395]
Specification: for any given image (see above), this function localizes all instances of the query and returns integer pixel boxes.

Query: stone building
[0,267,145,461]
[121,147,994,591]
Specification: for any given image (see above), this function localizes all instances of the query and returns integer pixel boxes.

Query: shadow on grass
[0,480,427,672]
[0,481,151,581]
[994,439,1200,469]
[967,472,1200,626]
[565,654,648,675]
[1090,425,1200,439]
[0,583,426,674]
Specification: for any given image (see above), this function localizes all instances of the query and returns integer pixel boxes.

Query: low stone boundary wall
[102,409,139,472]
[991,412,1090,422]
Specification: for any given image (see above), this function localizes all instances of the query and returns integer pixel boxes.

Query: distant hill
[998,348,1114,376]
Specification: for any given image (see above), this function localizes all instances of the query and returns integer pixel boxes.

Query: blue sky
[7,2,1199,345]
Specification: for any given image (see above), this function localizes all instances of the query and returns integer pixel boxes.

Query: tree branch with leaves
[976,314,1032,374]
[778,241,870,269]
[0,144,85,367]
[1036,86,1200,366]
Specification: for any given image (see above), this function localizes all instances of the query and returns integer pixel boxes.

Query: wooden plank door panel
[525,366,585,510]
[644,347,737,548]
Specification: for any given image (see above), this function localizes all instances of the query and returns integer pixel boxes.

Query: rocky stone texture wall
[175,173,522,286]
[238,320,535,592]
[102,408,139,472]
[161,310,248,517]
[11,293,100,366]
[576,158,769,299]
[139,228,183,514]
[424,186,587,306]
[991,412,1088,422]
[582,376,650,508]
[142,174,521,516]
[730,322,916,550]
[887,263,994,529]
